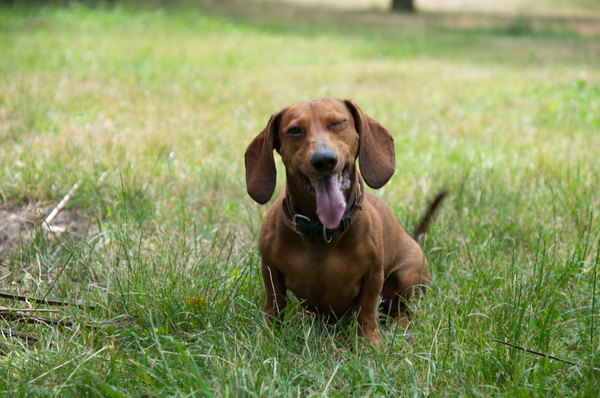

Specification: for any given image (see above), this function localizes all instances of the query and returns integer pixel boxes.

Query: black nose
[311,150,338,173]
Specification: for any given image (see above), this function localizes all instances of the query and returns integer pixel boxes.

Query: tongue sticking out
[314,174,346,229]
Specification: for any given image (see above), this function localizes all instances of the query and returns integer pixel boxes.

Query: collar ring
[322,226,332,243]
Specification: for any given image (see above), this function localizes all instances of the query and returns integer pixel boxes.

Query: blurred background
[1,0,599,396]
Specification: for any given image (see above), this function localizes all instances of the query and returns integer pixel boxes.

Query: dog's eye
[286,127,304,136]
[329,120,347,131]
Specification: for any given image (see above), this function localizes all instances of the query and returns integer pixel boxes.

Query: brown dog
[245,98,443,344]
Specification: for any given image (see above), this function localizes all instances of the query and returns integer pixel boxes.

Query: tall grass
[0,1,599,396]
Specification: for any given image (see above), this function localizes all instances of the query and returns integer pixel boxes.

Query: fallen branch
[0,311,137,330]
[0,307,59,313]
[0,291,95,310]
[102,316,138,328]
[44,179,82,225]
[0,328,38,344]
[0,313,137,345]
[490,338,600,372]
[0,311,76,327]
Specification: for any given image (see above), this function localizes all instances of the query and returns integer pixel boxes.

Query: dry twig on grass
[0,307,59,313]
[0,291,95,310]
[44,179,83,226]
[0,327,38,344]
[0,310,137,328]
[0,311,137,346]
[490,338,600,372]
[0,311,78,327]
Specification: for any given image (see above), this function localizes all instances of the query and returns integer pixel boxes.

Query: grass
[253,0,600,16]
[0,0,599,396]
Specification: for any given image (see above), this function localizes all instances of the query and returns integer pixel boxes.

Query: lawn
[0,0,599,396]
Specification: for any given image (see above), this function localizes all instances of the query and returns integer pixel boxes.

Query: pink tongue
[314,174,346,229]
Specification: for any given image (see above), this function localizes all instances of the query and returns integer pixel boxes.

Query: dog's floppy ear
[244,109,285,204]
[343,99,396,189]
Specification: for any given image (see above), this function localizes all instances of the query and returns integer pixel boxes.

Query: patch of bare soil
[0,203,98,255]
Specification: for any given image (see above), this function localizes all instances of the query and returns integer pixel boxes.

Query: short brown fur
[245,98,437,344]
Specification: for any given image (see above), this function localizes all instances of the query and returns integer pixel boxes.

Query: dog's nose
[311,150,338,173]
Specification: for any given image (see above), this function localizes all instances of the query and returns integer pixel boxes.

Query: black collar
[287,195,355,243]
[279,173,364,243]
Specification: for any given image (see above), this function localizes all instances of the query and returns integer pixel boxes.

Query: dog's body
[245,98,442,344]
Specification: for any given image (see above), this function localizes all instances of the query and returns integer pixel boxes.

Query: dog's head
[245,98,396,227]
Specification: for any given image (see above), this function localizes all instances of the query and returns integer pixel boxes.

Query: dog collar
[280,173,364,243]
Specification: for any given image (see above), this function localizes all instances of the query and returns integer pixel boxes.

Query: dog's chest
[279,246,367,314]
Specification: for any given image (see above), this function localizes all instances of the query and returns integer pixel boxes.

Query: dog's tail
[413,191,447,242]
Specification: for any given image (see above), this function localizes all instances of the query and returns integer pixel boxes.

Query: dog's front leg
[354,271,384,345]
[261,260,288,324]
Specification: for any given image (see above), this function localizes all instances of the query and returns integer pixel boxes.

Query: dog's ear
[244,109,285,204]
[343,99,396,189]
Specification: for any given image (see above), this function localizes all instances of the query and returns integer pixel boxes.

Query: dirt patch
[0,203,98,255]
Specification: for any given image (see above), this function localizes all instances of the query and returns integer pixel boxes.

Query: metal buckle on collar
[292,214,311,235]
[322,226,332,243]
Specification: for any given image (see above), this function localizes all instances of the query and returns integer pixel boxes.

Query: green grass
[1,0,599,396]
